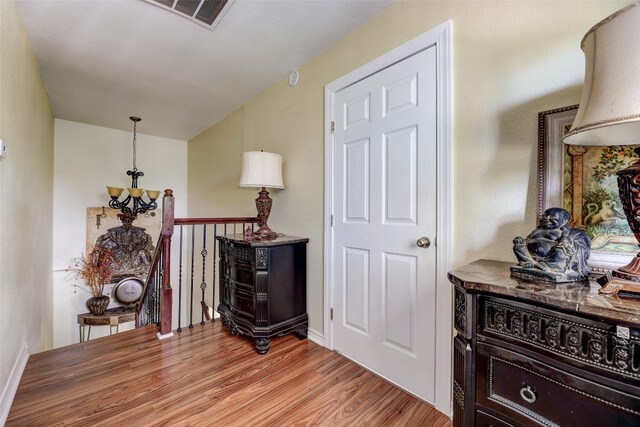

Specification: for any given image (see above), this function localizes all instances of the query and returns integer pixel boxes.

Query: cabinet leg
[294,329,307,340]
[255,338,270,354]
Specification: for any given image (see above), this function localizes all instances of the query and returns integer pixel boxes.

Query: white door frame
[323,20,453,415]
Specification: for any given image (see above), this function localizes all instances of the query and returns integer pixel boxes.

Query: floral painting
[563,143,639,254]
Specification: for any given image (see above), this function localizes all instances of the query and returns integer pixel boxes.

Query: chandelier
[106,117,160,219]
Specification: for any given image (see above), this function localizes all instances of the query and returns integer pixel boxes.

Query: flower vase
[87,295,110,315]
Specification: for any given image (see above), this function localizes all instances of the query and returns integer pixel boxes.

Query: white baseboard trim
[157,331,175,340]
[307,328,324,347]
[0,344,29,425]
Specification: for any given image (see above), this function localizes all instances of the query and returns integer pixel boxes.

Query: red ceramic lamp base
[599,149,640,296]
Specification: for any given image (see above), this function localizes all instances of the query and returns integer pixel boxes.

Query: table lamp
[563,2,640,294]
[239,151,285,239]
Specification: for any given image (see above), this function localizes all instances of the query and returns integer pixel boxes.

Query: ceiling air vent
[145,0,232,30]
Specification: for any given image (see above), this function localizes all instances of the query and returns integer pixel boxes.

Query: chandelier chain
[132,119,137,172]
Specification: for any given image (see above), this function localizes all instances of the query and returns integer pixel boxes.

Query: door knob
[416,237,431,248]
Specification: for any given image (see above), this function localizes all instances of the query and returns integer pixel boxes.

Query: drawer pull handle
[519,385,536,404]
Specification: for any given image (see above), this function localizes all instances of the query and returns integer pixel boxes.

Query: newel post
[160,189,174,337]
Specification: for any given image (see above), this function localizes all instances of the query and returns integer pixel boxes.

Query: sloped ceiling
[18,0,394,140]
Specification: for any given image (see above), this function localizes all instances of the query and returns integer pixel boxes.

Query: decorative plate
[113,277,144,304]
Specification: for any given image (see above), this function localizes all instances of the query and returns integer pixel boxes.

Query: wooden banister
[159,189,175,336]
[174,217,259,226]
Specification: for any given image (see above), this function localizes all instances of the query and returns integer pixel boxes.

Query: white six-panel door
[332,46,437,403]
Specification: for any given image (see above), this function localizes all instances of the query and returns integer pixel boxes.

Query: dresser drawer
[477,343,640,427]
[229,286,254,320]
[476,410,514,427]
[231,267,254,288]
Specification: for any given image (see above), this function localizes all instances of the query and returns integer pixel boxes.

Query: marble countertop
[216,234,309,247]
[448,259,640,325]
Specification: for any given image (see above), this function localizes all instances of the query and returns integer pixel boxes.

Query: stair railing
[136,189,259,336]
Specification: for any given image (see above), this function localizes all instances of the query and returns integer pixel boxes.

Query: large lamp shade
[563,3,640,146]
[239,151,285,189]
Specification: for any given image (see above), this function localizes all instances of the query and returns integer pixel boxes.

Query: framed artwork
[86,207,162,281]
[538,105,639,270]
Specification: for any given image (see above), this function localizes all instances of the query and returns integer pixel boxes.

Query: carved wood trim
[256,248,268,269]
[453,380,464,409]
[255,272,269,325]
[482,299,640,379]
[230,246,254,265]
[454,288,466,334]
[453,335,470,427]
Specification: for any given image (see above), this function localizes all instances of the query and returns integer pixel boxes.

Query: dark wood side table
[217,234,309,354]
[449,260,640,427]
[77,306,136,342]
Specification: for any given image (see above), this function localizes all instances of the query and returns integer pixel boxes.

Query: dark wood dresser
[449,260,640,427]
[216,234,309,354]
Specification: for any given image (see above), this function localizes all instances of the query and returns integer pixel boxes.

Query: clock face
[113,277,144,304]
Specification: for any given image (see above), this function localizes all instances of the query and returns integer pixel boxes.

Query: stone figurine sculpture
[511,207,591,283]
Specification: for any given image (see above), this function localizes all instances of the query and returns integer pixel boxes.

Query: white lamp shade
[563,3,640,146]
[238,151,285,189]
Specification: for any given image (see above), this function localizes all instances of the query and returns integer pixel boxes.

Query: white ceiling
[18,0,394,141]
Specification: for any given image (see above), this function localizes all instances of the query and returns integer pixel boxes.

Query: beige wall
[0,0,54,399]
[53,120,188,348]
[188,0,628,334]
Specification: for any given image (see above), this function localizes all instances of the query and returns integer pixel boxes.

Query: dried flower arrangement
[69,246,115,298]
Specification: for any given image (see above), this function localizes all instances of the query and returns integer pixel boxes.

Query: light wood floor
[7,323,451,426]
